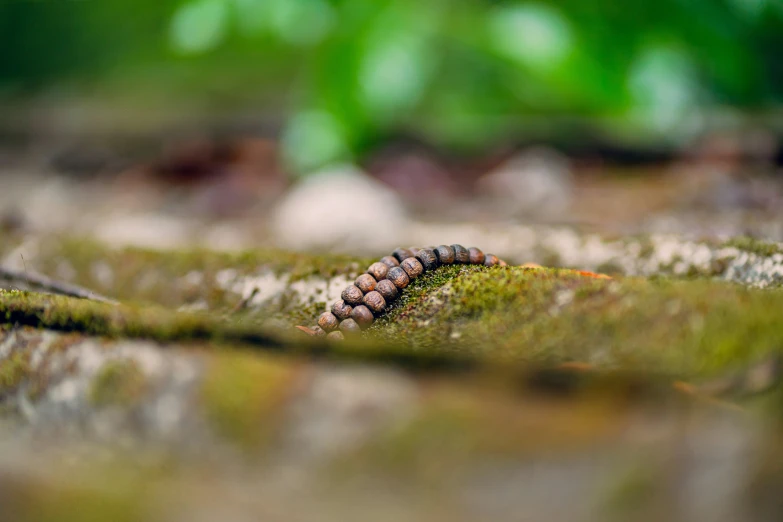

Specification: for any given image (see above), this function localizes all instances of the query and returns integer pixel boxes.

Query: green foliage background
[1,0,782,170]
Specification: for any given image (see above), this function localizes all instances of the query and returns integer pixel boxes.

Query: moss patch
[89,359,148,408]
[8,235,370,312]
[0,287,484,375]
[335,377,633,483]
[0,288,285,347]
[373,265,783,378]
[4,261,783,384]
[0,472,145,522]
[722,237,783,257]
[0,349,30,394]
[201,352,296,449]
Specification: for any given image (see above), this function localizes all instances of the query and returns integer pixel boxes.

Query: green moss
[0,349,30,393]
[0,287,283,346]
[201,352,295,449]
[0,288,478,376]
[1,473,144,522]
[4,259,783,385]
[722,237,783,257]
[599,462,666,520]
[372,266,783,378]
[18,236,370,311]
[336,379,627,481]
[89,359,147,407]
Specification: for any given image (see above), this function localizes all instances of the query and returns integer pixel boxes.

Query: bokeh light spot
[170,0,230,54]
[628,46,701,135]
[489,4,573,69]
[359,34,431,119]
[269,0,335,46]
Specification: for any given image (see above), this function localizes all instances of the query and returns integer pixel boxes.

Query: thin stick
[0,265,118,304]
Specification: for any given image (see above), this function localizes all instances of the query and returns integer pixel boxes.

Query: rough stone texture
[0,234,782,521]
[0,327,205,444]
[0,326,771,522]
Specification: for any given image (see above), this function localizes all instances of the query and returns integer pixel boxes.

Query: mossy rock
[722,237,783,258]
[371,264,783,378]
[3,257,783,383]
[5,236,370,313]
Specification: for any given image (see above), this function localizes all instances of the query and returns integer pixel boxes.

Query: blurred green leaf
[357,7,436,121]
[1,0,782,162]
[170,0,229,54]
[488,3,573,71]
[628,45,701,135]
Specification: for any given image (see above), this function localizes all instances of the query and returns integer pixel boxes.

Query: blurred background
[1,0,783,252]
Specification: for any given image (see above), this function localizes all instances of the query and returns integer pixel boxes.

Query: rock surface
[1,234,783,521]
[271,165,410,252]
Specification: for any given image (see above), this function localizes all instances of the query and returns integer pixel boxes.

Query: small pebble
[435,245,455,264]
[392,247,415,262]
[401,257,424,279]
[326,331,344,340]
[339,318,361,334]
[317,312,339,332]
[452,244,469,263]
[380,256,400,268]
[331,300,353,320]
[415,248,439,272]
[341,284,364,305]
[468,247,485,265]
[351,305,374,329]
[376,279,399,301]
[484,254,499,267]
[387,266,410,289]
[367,262,389,281]
[355,273,377,293]
[363,290,386,313]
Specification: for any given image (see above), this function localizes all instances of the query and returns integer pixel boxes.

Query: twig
[0,265,118,304]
